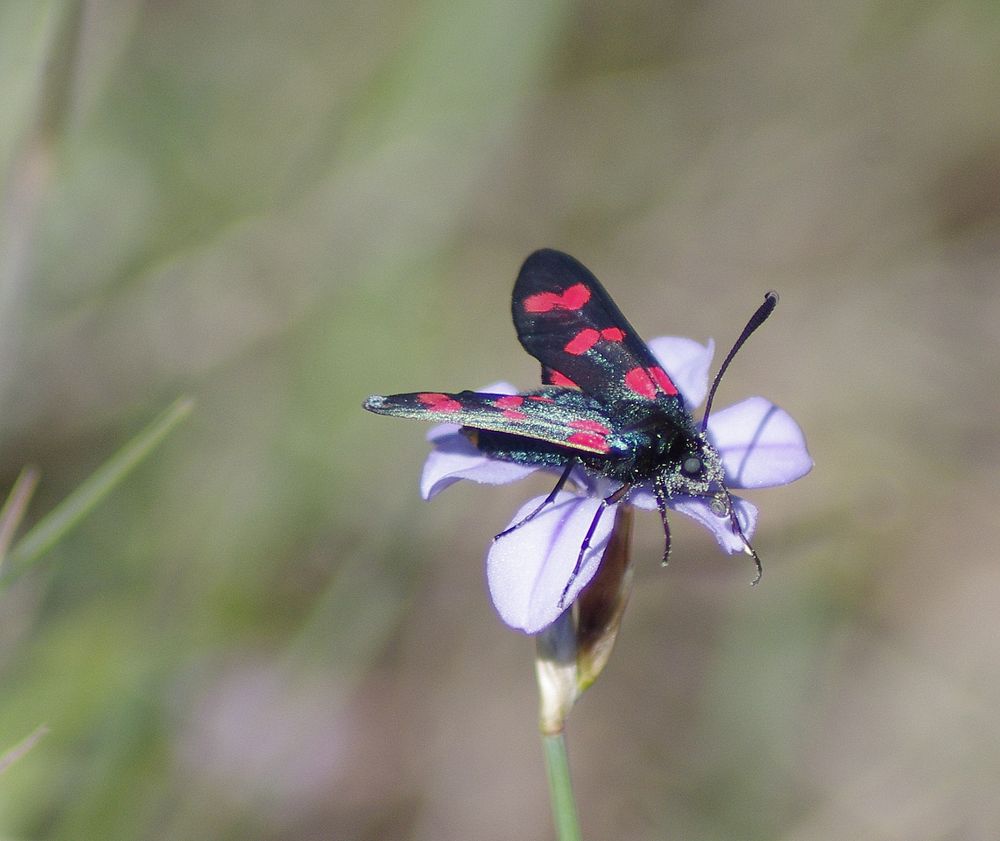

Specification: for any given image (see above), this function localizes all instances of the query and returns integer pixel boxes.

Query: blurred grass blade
[0,1,85,400]
[2,396,194,581]
[0,725,48,775]
[0,466,41,563]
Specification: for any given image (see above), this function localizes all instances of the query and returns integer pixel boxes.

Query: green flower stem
[542,730,582,841]
[533,509,635,840]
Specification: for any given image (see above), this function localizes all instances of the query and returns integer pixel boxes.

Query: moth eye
[681,456,702,476]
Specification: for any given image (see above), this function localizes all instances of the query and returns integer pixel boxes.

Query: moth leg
[726,495,763,585]
[494,460,576,540]
[557,483,631,608]
[654,475,672,567]
[714,487,763,584]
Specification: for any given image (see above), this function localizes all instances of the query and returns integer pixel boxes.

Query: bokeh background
[2,1,999,839]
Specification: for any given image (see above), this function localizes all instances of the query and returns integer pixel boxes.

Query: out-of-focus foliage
[1,1,999,839]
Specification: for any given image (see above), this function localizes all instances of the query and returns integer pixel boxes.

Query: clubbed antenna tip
[701,291,779,431]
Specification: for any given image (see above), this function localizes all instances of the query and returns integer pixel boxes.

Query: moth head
[658,430,725,499]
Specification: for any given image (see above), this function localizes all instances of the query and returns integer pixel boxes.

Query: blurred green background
[2,1,999,839]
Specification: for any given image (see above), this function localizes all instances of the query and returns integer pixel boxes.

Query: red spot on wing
[624,366,679,399]
[418,392,462,412]
[563,326,627,355]
[523,283,591,313]
[494,395,529,419]
[623,368,655,398]
[546,370,578,387]
[566,431,610,452]
[564,328,600,355]
[650,366,678,395]
[565,419,611,451]
[569,419,610,435]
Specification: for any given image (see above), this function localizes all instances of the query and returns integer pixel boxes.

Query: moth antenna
[701,291,778,432]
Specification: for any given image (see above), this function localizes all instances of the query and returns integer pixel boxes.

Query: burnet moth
[364,249,778,602]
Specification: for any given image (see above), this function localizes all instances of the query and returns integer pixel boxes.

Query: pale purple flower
[421,338,812,634]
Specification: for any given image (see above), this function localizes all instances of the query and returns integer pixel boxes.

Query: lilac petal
[476,380,519,397]
[625,484,657,511]
[571,469,619,501]
[622,488,758,552]
[487,492,615,634]
[706,396,812,489]
[672,495,758,553]
[421,430,540,499]
[426,422,461,443]
[647,336,715,410]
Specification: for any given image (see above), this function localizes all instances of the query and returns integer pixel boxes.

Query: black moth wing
[512,249,683,406]
[363,389,617,455]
